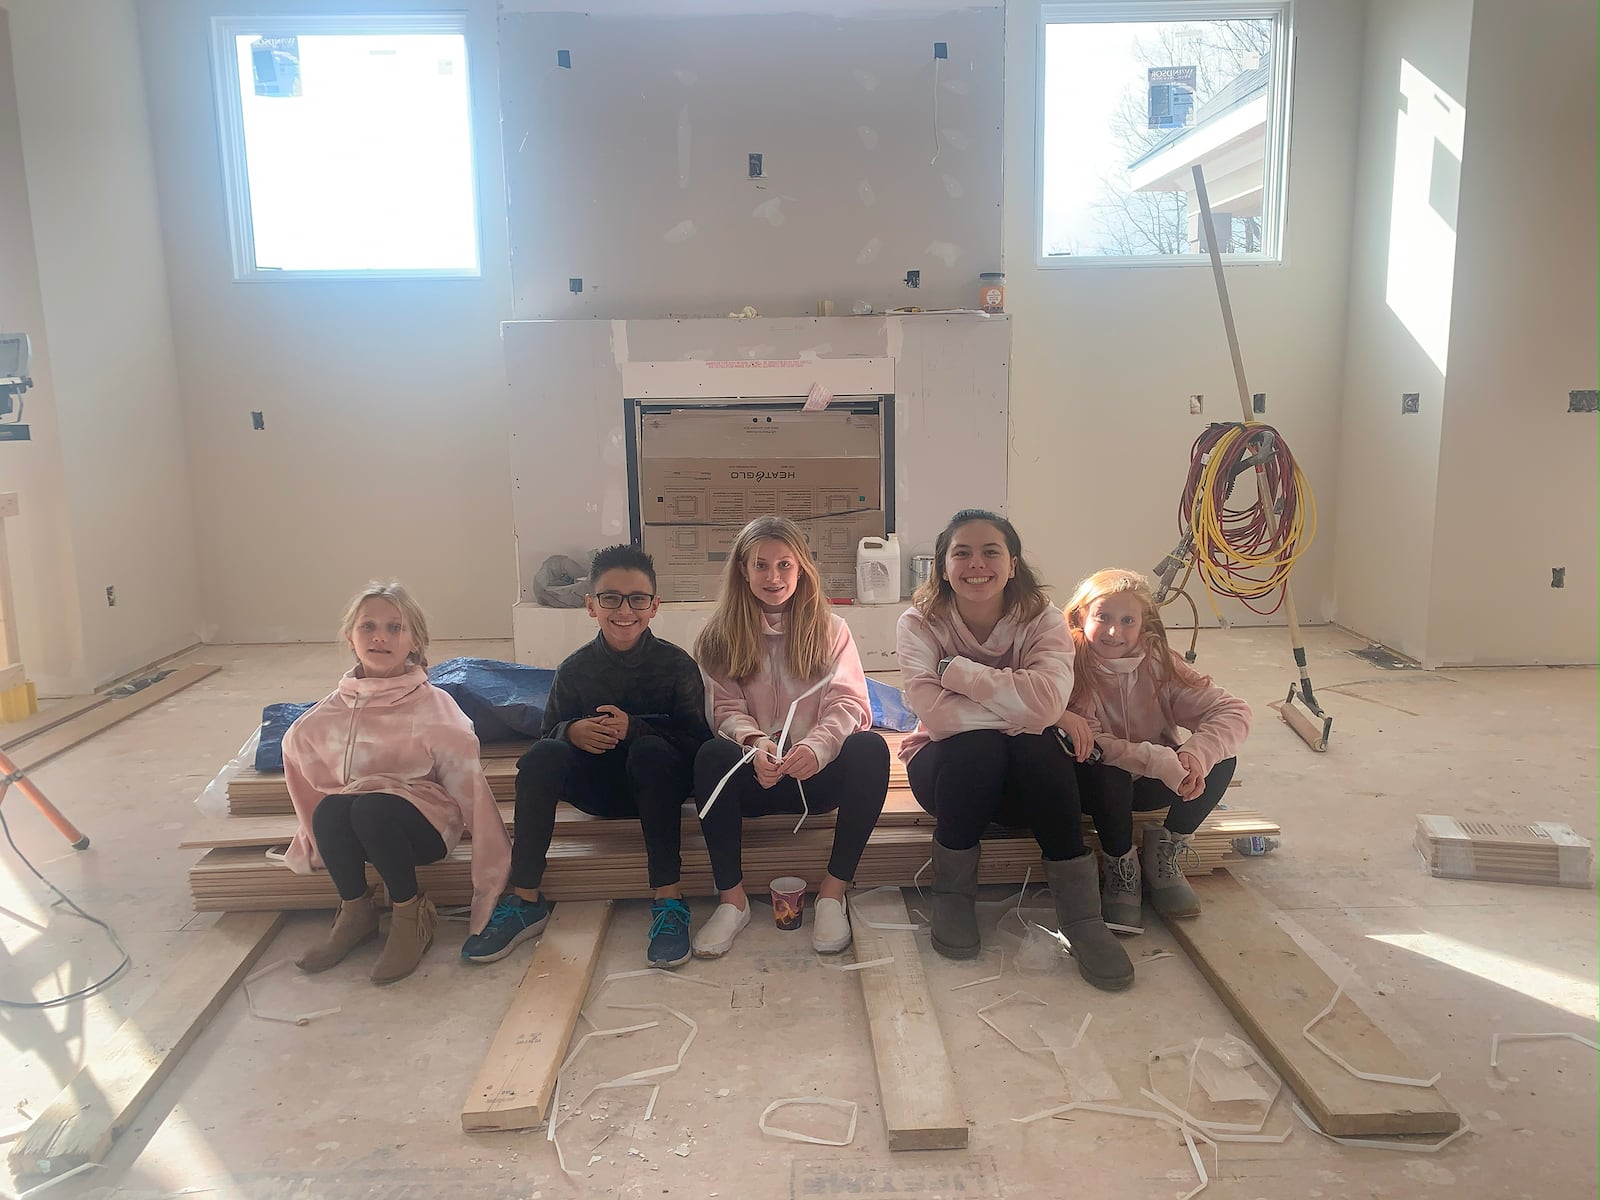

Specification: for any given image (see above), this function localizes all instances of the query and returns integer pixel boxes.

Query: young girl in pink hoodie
[282,583,510,984]
[897,510,1132,992]
[1061,569,1251,931]
[692,515,890,959]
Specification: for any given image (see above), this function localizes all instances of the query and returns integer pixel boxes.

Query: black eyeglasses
[594,591,656,610]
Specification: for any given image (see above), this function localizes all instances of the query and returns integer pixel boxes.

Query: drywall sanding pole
[1190,164,1332,753]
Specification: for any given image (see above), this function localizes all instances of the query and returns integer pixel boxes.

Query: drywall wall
[1331,0,1471,663]
[1426,0,1598,665]
[5,0,200,689]
[502,313,1009,597]
[500,7,1004,317]
[135,0,516,644]
[0,5,86,695]
[1003,0,1364,622]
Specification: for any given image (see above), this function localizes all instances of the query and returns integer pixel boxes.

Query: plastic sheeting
[252,658,916,772]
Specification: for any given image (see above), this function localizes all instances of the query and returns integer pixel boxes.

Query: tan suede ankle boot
[371,894,437,985]
[297,889,379,973]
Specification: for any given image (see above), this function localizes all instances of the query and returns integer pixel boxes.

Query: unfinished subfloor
[0,625,1594,1200]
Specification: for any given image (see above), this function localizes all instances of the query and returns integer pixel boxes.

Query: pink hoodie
[1067,651,1252,790]
[704,611,870,768]
[896,603,1075,764]
[281,666,510,934]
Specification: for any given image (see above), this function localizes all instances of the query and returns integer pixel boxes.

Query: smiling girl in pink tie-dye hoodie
[282,582,509,985]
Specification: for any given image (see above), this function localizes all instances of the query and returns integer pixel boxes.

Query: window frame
[209,12,483,282]
[1034,0,1296,269]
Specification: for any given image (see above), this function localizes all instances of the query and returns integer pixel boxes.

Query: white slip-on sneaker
[691,901,751,958]
[811,896,851,954]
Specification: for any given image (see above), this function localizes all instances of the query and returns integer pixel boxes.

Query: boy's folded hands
[569,704,631,754]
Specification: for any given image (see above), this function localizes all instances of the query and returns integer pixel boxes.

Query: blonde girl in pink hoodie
[691,516,890,959]
[282,583,510,984]
[897,510,1132,992]
[1061,569,1251,932]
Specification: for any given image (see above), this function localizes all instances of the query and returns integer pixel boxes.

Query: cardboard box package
[639,407,883,526]
[644,511,885,602]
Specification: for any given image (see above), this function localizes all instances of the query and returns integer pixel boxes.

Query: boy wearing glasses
[461,545,711,967]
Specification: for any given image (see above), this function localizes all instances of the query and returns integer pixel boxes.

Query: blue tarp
[254,657,917,771]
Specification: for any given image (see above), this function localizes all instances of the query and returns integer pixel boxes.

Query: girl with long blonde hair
[1060,569,1251,930]
[691,516,889,958]
[895,510,1132,991]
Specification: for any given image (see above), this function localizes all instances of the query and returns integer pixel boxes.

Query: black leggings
[695,731,890,892]
[906,729,1086,861]
[312,792,447,904]
[1076,757,1236,857]
[512,735,694,892]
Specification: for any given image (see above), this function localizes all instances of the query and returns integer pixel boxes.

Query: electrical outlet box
[106,585,116,607]
[1568,390,1598,413]
[748,152,763,179]
[1552,567,1566,588]
[904,269,920,289]
[251,411,264,430]
[1402,392,1420,414]
[1189,394,1203,415]
[934,41,948,59]
[569,277,583,294]
[1252,392,1266,414]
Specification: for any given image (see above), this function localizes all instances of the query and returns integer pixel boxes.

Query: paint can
[979,271,1006,313]
[910,554,935,591]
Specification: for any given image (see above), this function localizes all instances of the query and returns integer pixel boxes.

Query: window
[210,14,480,279]
[1038,2,1293,264]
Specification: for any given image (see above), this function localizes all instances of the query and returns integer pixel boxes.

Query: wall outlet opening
[1189,394,1203,415]
[1552,567,1566,588]
[1402,392,1420,414]
[106,585,116,607]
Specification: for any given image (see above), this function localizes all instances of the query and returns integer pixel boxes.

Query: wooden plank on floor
[0,692,113,751]
[460,900,614,1133]
[851,887,968,1151]
[10,665,221,773]
[8,911,285,1180]
[1169,871,1461,1137]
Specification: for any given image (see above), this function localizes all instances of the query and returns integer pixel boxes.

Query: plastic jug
[856,534,901,604]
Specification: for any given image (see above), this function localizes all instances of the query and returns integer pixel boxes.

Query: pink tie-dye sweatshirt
[703,611,870,769]
[281,666,510,934]
[895,603,1076,764]
[1066,651,1252,790]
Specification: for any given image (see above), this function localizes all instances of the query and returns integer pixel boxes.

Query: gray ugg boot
[1099,847,1144,934]
[1044,853,1134,992]
[1144,827,1202,918]
[930,840,982,960]
[297,889,379,973]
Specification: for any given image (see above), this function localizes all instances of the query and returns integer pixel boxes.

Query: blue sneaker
[647,898,692,969]
[461,894,551,963]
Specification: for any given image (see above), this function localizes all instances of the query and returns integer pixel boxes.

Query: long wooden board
[461,900,614,1133]
[851,888,968,1150]
[0,692,113,751]
[1169,871,1460,1137]
[10,665,220,773]
[8,911,284,1179]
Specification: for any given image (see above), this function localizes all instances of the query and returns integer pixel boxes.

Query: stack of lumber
[1414,814,1594,889]
[187,732,1281,912]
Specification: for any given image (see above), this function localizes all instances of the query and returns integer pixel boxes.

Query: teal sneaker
[461,894,551,963]
[647,897,692,969]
